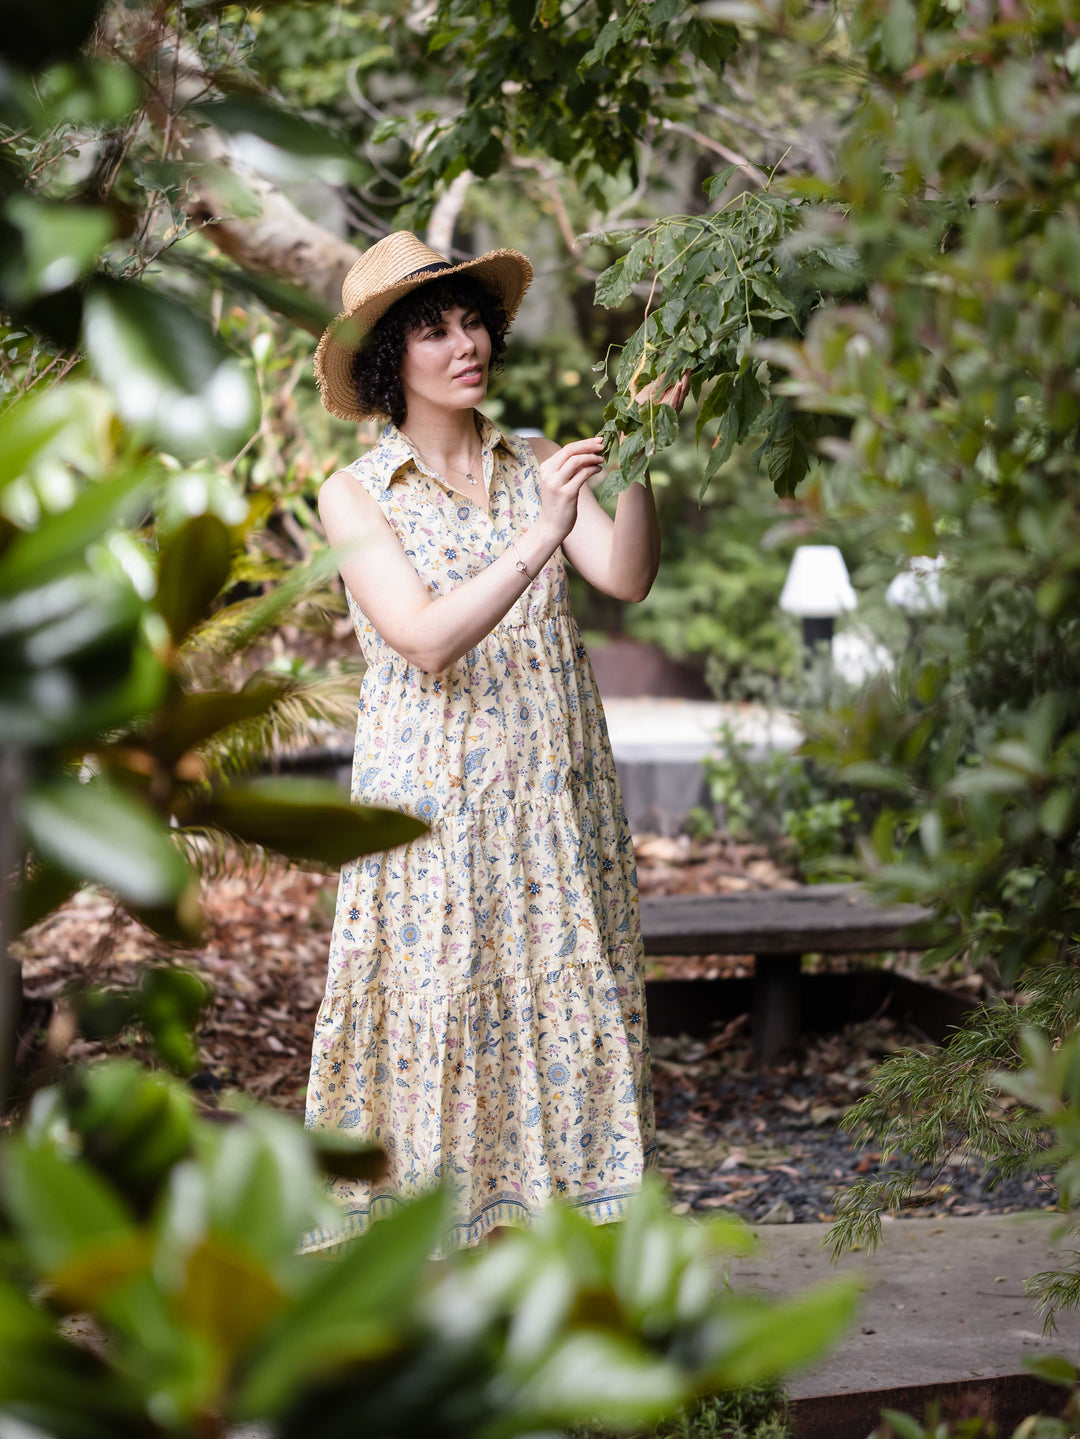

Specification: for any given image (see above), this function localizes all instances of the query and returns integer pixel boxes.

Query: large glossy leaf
[0,466,151,595]
[154,513,232,646]
[0,195,114,304]
[706,1280,861,1387]
[16,859,79,931]
[0,1138,135,1276]
[170,253,335,335]
[0,574,162,745]
[21,776,189,907]
[175,1236,286,1367]
[237,1186,449,1414]
[189,778,428,866]
[82,279,257,460]
[146,685,283,766]
[0,1277,143,1439]
[0,385,71,493]
[504,1330,687,1430]
[188,98,361,184]
[198,1110,325,1263]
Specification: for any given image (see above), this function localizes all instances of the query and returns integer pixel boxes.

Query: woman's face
[399,304,492,416]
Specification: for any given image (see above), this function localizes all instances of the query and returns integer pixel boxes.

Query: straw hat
[314,230,533,422]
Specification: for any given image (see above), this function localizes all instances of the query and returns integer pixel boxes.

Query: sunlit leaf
[0,466,151,595]
[0,195,114,304]
[82,279,257,460]
[238,1186,450,1413]
[22,776,189,907]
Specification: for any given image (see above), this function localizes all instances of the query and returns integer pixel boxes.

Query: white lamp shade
[779,545,857,618]
[886,554,944,614]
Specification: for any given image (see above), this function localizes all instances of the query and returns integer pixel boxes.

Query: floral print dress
[301,414,657,1254]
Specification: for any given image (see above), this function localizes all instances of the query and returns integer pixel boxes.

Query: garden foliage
[0,1057,857,1439]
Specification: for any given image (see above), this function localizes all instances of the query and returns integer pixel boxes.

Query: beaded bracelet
[510,540,533,579]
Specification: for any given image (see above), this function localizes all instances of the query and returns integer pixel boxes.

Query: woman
[304,230,688,1254]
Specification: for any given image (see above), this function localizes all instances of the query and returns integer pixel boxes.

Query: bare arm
[542,373,690,604]
[531,437,660,604]
[318,441,602,673]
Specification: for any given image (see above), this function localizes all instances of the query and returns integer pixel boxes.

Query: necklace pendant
[466,472,475,485]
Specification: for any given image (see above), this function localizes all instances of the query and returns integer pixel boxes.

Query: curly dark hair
[350,273,510,425]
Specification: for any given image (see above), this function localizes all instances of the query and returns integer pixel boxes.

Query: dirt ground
[14,836,1039,1223]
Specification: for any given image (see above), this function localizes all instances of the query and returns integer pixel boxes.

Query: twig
[659,119,769,189]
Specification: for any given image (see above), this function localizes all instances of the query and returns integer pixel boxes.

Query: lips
[454,366,484,383]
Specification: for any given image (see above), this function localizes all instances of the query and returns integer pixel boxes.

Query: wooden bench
[639,883,938,1062]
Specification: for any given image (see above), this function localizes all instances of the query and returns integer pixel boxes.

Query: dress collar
[372,412,514,484]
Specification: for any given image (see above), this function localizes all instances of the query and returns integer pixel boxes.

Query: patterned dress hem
[298,1143,660,1259]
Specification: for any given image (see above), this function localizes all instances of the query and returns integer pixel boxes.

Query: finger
[557,437,604,459]
[556,451,604,481]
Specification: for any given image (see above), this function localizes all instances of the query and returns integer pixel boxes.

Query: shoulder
[318,464,385,529]
[523,434,560,464]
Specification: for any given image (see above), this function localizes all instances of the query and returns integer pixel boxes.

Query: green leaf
[695,374,732,443]
[710,1280,860,1386]
[1,1137,135,1276]
[878,1412,926,1439]
[0,195,114,304]
[881,0,916,70]
[311,1135,388,1183]
[82,278,257,460]
[594,257,632,309]
[0,465,151,595]
[188,98,360,184]
[188,777,428,867]
[155,513,232,646]
[0,385,72,494]
[198,1110,322,1262]
[16,859,79,931]
[170,253,335,335]
[1023,1352,1079,1386]
[0,574,161,745]
[516,1331,686,1426]
[22,776,189,907]
[238,1186,450,1413]
[148,684,283,766]
[370,114,408,144]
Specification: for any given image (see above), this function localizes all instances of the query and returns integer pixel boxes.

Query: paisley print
[301,414,657,1255]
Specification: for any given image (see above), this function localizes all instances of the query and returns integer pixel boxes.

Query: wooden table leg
[753,952,802,1065]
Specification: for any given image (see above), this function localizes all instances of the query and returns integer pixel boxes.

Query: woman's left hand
[632,371,691,413]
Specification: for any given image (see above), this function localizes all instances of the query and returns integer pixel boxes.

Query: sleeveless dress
[301,414,657,1254]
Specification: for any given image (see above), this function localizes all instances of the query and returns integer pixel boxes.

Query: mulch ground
[12,836,1054,1223]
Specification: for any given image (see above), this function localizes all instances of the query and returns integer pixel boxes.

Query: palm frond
[180,549,342,670]
[173,826,276,883]
[196,669,360,782]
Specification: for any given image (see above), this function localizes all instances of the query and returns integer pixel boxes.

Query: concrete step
[729,1211,1080,1437]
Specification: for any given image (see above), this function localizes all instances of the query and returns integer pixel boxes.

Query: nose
[452,324,476,355]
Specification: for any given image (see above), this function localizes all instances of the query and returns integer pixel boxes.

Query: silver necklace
[409,434,484,487]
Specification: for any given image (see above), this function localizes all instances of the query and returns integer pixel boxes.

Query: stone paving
[729,1211,1080,1400]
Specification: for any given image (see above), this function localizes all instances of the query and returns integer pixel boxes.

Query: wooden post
[753,952,802,1065]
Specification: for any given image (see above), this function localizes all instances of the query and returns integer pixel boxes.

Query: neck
[399,403,481,469]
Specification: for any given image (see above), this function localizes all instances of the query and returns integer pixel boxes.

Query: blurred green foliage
[0,1056,858,1439]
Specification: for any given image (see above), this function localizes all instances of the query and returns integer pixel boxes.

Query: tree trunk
[123,15,362,327]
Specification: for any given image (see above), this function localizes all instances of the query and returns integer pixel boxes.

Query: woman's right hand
[537,437,605,540]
